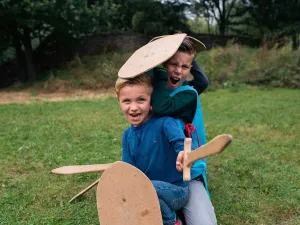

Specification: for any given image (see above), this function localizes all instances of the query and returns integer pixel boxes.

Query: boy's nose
[175,66,182,74]
[130,103,138,111]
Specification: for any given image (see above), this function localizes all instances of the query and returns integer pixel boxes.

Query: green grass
[0,88,299,225]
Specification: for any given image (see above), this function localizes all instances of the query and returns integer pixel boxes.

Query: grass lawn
[0,88,299,225]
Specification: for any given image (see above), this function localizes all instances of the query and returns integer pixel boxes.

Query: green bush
[197,43,300,90]
[25,43,300,93]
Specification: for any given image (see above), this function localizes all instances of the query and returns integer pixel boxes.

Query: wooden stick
[183,134,232,181]
[69,178,101,203]
[183,138,192,182]
[51,163,113,175]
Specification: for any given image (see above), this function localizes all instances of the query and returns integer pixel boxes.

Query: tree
[192,0,238,35]
[234,0,300,50]
[100,0,190,35]
[0,0,102,82]
[0,0,195,86]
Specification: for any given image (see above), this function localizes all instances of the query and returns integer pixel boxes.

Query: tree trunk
[218,15,226,35]
[12,29,27,82]
[292,34,299,51]
[219,22,226,35]
[23,26,36,81]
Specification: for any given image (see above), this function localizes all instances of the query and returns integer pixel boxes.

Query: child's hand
[176,151,184,172]
[154,64,164,70]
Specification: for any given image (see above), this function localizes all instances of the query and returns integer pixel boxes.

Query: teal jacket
[170,85,209,195]
[151,67,209,195]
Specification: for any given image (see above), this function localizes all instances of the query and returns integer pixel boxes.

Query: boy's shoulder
[153,115,177,122]
[170,85,198,100]
[123,116,179,134]
[176,84,197,92]
[153,116,180,129]
[142,116,179,129]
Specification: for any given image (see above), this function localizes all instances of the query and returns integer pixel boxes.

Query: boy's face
[164,51,193,90]
[118,84,152,127]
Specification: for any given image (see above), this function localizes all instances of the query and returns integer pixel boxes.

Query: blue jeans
[151,180,190,225]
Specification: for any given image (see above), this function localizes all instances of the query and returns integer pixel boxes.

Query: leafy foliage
[232,0,300,47]
[0,0,191,84]
[197,43,300,90]
[191,0,239,35]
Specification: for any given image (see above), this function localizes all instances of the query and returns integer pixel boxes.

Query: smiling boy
[116,74,199,225]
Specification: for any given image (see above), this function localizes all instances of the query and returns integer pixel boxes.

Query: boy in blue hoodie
[115,73,199,225]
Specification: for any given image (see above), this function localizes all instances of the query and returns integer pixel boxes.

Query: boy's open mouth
[130,113,141,118]
[170,77,180,86]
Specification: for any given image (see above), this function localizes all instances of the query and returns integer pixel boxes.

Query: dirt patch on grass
[0,88,116,104]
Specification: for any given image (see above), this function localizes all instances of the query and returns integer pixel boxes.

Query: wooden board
[118,33,186,78]
[149,35,206,53]
[183,134,232,181]
[69,178,101,203]
[51,163,113,174]
[96,161,163,225]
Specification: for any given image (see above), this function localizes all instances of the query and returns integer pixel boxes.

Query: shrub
[197,43,300,90]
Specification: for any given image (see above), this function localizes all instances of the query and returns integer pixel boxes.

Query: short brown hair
[178,37,196,57]
[115,73,153,96]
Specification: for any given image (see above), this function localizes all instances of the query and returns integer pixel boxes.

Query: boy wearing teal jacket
[151,37,217,225]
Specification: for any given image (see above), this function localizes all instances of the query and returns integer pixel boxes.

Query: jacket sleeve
[121,131,135,166]
[188,60,208,95]
[162,117,185,154]
[151,67,197,118]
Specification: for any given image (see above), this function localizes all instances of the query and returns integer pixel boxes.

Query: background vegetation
[1,0,300,88]
[8,43,298,95]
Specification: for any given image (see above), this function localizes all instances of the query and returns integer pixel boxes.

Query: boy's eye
[138,97,145,102]
[169,62,177,66]
[122,99,130,103]
[168,62,190,70]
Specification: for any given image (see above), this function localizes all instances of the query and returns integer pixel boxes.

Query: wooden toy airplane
[52,134,232,202]
[52,134,232,224]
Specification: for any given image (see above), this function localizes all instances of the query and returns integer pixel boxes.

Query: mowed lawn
[0,88,299,225]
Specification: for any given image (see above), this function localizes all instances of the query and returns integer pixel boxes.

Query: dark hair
[178,37,196,56]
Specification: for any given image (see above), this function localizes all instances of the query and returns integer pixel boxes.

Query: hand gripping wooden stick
[183,134,232,181]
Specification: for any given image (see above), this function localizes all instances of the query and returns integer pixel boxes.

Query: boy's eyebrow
[120,97,131,100]
[168,60,192,66]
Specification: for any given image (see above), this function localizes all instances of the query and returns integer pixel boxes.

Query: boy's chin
[168,82,180,90]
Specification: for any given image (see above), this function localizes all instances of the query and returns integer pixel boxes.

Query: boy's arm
[151,67,197,119]
[162,117,185,154]
[188,60,208,95]
[121,131,135,166]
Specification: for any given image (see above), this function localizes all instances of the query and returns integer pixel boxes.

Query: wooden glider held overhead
[118,33,206,79]
[52,134,232,203]
[118,33,187,79]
